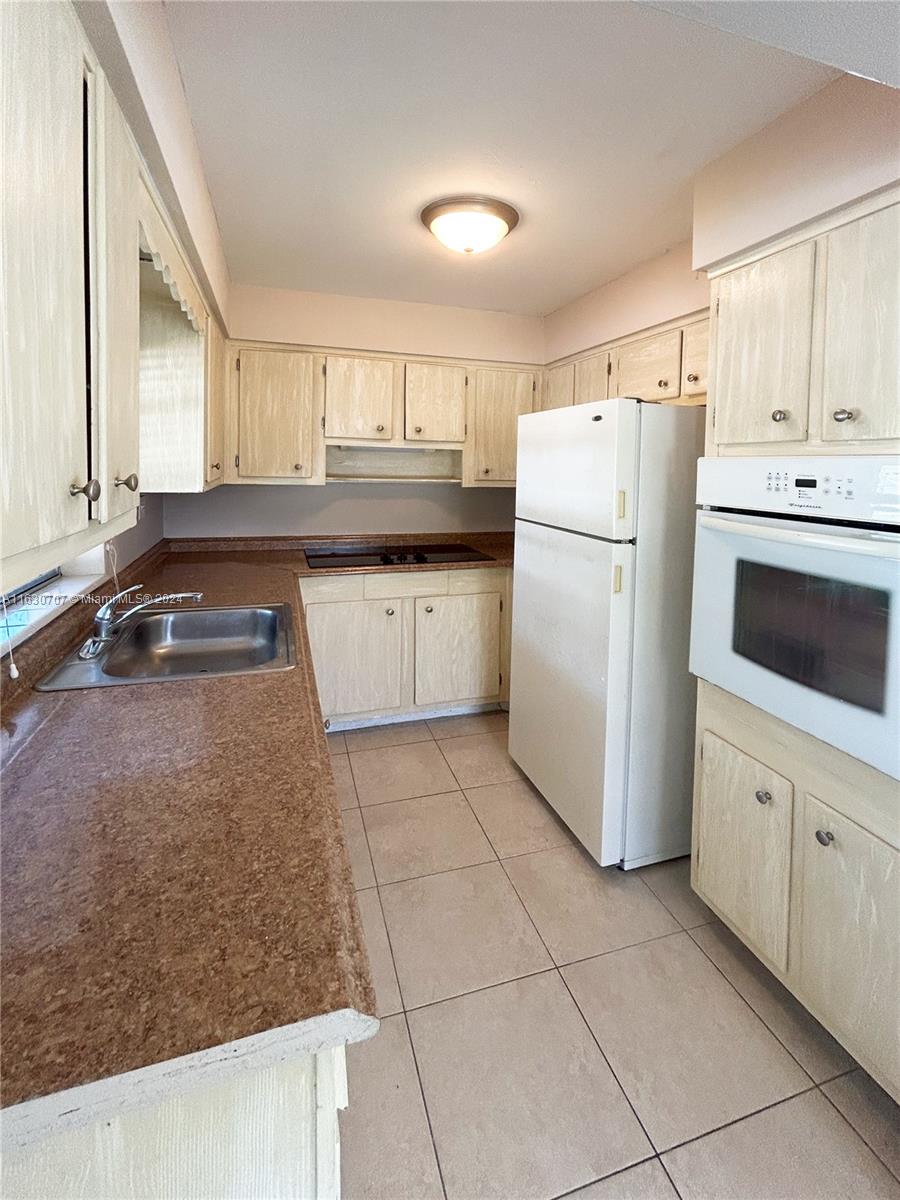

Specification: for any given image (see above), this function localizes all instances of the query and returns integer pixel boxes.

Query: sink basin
[36,604,296,691]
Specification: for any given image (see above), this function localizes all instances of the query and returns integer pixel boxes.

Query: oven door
[690,511,900,778]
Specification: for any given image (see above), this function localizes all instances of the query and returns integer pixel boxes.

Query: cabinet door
[713,242,815,446]
[238,349,315,478]
[680,319,709,397]
[821,205,900,443]
[574,354,609,406]
[613,330,682,401]
[796,795,900,1089]
[471,369,535,483]
[325,356,394,440]
[415,593,500,706]
[306,600,403,717]
[696,732,793,970]
[404,362,466,442]
[99,77,141,521]
[205,320,226,483]
[543,363,574,410]
[2,2,89,557]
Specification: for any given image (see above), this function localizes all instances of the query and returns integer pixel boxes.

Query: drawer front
[364,571,449,599]
[299,575,365,606]
[446,568,507,595]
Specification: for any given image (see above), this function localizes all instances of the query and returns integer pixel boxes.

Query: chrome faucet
[78,585,204,660]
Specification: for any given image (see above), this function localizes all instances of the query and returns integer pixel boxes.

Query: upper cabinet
[680,319,709,399]
[325,355,396,440]
[542,363,575,410]
[464,368,535,486]
[574,354,610,406]
[404,362,467,443]
[612,329,683,401]
[237,349,322,480]
[708,195,900,456]
[206,318,227,484]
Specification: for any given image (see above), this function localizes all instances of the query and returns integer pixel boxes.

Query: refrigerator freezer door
[508,518,635,866]
[515,397,639,540]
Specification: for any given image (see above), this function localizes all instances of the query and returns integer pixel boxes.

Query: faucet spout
[79,589,205,660]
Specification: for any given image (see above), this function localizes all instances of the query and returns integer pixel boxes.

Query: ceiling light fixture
[420,196,519,255]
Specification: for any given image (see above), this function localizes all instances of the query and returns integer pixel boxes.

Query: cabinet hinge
[236,357,241,372]
[321,415,325,430]
[499,598,503,612]
[499,672,503,685]
[234,454,239,468]
[465,374,469,386]
[715,297,720,316]
[464,422,468,436]
[607,359,612,376]
[532,380,536,392]
[322,362,327,377]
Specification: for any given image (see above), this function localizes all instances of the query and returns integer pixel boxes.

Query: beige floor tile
[662,1090,900,1200]
[563,932,811,1151]
[344,720,433,753]
[427,710,508,739]
[341,808,375,890]
[350,741,457,806]
[504,845,679,965]
[637,857,714,929]
[331,754,358,810]
[355,888,402,1017]
[380,861,552,1008]
[437,730,522,788]
[464,778,574,858]
[363,791,494,884]
[326,731,347,755]
[823,1070,900,1181]
[340,1014,443,1200]
[408,972,651,1200]
[692,921,855,1083]
[566,1160,678,1200]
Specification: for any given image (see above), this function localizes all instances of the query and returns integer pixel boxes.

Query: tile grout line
[656,1083,821,1161]
[547,1153,663,1200]
[816,1079,900,1185]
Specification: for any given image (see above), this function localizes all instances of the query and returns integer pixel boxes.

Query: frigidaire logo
[788,502,823,510]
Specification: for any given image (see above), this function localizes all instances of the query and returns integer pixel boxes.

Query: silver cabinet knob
[832,408,855,423]
[425,605,433,613]
[114,472,139,491]
[755,789,771,805]
[293,463,303,471]
[657,379,668,389]
[415,426,423,433]
[385,607,395,616]
[376,424,385,432]
[686,372,699,384]
[771,409,788,422]
[70,478,101,501]
[815,829,835,847]
[211,462,221,471]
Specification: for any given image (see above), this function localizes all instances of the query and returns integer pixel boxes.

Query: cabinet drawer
[299,575,365,605]
[696,731,793,970]
[364,571,449,599]
[446,568,506,595]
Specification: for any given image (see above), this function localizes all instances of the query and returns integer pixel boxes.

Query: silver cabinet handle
[755,790,771,805]
[815,829,835,847]
[211,462,221,471]
[657,379,668,389]
[832,408,855,423]
[771,409,788,422]
[293,463,303,471]
[70,478,101,501]
[114,472,139,491]
[425,605,433,613]
[415,425,423,433]
[376,424,385,432]
[385,607,395,616]
[686,372,699,384]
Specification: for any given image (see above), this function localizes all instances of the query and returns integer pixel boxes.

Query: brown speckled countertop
[0,531,513,1126]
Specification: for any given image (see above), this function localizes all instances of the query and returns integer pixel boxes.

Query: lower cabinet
[692,682,900,1101]
[414,593,500,705]
[301,569,510,723]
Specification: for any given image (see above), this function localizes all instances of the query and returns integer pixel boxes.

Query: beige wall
[693,75,900,270]
[543,241,709,363]
[163,485,516,539]
[228,284,545,364]
[110,494,165,567]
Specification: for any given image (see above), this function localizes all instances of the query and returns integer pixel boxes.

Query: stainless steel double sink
[37,604,296,691]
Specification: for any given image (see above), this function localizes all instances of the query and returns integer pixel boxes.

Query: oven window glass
[733,560,890,713]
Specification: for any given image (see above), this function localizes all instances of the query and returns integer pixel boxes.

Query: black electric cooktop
[305,542,494,569]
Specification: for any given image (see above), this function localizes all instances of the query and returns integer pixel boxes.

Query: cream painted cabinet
[404,362,466,443]
[796,795,900,1087]
[612,330,682,401]
[306,600,404,717]
[237,349,320,479]
[574,354,610,406]
[324,356,394,440]
[696,732,793,970]
[712,241,815,446]
[414,593,501,706]
[820,204,900,443]
[205,319,227,483]
[680,319,709,399]
[543,363,574,410]
[466,368,535,485]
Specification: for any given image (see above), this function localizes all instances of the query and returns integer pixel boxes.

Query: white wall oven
[690,457,900,779]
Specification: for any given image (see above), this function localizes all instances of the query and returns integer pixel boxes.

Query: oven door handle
[698,514,900,560]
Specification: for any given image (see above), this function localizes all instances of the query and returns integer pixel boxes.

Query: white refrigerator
[508,397,704,869]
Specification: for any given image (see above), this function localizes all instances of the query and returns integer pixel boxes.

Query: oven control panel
[696,456,900,526]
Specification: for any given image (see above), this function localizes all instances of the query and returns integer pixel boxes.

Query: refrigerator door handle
[613,564,623,594]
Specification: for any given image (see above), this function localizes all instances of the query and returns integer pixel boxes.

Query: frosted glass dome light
[421,197,519,255]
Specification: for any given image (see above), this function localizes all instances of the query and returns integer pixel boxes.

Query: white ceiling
[651,2,900,88]
[165,1,838,317]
